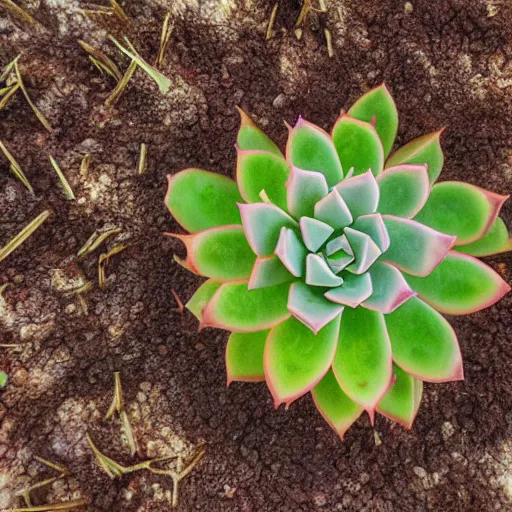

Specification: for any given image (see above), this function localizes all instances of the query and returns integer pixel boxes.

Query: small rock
[404,2,413,14]
[312,492,328,507]
[413,466,427,478]
[273,93,287,109]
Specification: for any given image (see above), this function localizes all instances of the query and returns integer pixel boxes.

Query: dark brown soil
[1,1,512,510]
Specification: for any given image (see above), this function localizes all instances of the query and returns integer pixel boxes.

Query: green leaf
[169,226,256,280]
[264,315,341,406]
[311,370,363,440]
[331,115,384,176]
[324,272,372,308]
[249,256,294,290]
[385,297,463,382]
[314,189,353,230]
[236,107,282,157]
[236,149,289,211]
[0,371,7,389]
[386,130,444,184]
[166,169,243,233]
[377,365,423,429]
[275,227,308,277]
[202,281,291,332]
[299,217,334,252]
[352,213,390,252]
[404,251,511,315]
[332,307,392,420]
[226,330,269,384]
[344,228,381,275]
[186,280,222,320]
[306,254,344,287]
[382,216,456,277]
[348,83,399,158]
[335,170,379,219]
[376,164,430,218]
[455,217,512,257]
[414,181,508,245]
[286,117,344,186]
[286,166,328,218]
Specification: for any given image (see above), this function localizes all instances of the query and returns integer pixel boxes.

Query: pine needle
[110,0,129,24]
[0,0,38,27]
[105,59,137,106]
[266,3,279,40]
[137,143,147,174]
[80,153,91,177]
[156,12,173,69]
[110,36,171,94]
[105,371,123,419]
[77,228,121,257]
[0,54,21,82]
[78,40,122,81]
[120,410,138,457]
[0,210,50,263]
[13,59,52,132]
[10,501,87,512]
[0,82,20,110]
[98,243,131,288]
[324,28,333,57]
[0,140,34,193]
[49,156,75,200]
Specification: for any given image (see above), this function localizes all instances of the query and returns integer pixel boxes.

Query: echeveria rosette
[165,84,512,440]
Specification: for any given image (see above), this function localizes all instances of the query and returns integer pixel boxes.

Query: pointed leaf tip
[236,107,282,156]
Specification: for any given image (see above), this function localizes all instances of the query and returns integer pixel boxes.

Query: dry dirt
[1,0,512,511]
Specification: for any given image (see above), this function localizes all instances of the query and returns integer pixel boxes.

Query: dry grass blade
[0,82,20,110]
[137,143,147,174]
[21,477,58,507]
[105,371,123,419]
[266,3,279,40]
[77,228,121,256]
[80,153,91,177]
[324,28,333,57]
[120,410,138,456]
[98,243,131,288]
[105,59,137,106]
[49,156,75,200]
[0,282,9,295]
[11,499,87,512]
[0,140,34,192]
[0,210,50,263]
[86,432,125,478]
[156,12,173,68]
[0,0,38,27]
[33,456,70,476]
[110,0,129,23]
[110,36,171,94]
[0,54,20,82]
[13,60,52,132]
[79,40,122,81]
[64,281,92,296]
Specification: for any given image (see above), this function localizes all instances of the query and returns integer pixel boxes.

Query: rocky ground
[1,0,512,510]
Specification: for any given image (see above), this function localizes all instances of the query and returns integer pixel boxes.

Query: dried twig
[137,143,147,175]
[266,3,279,40]
[0,210,50,263]
[156,12,173,68]
[0,140,34,193]
[49,156,75,200]
[78,40,122,81]
[105,59,137,106]
[14,59,52,132]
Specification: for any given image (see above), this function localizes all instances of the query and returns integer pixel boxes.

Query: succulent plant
[165,84,511,439]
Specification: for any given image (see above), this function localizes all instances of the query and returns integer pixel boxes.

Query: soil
[1,0,512,511]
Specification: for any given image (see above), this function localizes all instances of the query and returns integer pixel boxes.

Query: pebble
[413,466,427,478]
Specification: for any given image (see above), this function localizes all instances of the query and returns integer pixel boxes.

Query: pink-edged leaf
[264,314,341,407]
[166,169,243,233]
[376,164,430,218]
[363,261,416,313]
[352,213,390,252]
[201,281,291,332]
[404,251,511,315]
[239,202,297,257]
[456,217,512,257]
[311,370,363,440]
[286,117,344,186]
[331,114,385,177]
[248,255,294,290]
[226,330,269,385]
[313,188,353,229]
[306,254,344,287]
[344,227,381,275]
[324,272,373,308]
[386,130,444,184]
[236,149,290,211]
[382,216,456,277]
[335,169,379,219]
[326,234,353,257]
[333,307,392,422]
[286,166,328,218]
[186,279,222,320]
[347,83,398,158]
[414,181,509,245]
[300,217,334,252]
[274,227,308,277]
[166,225,255,281]
[385,297,463,382]
[377,365,423,429]
[326,250,354,273]
[288,281,344,334]
[236,106,283,156]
